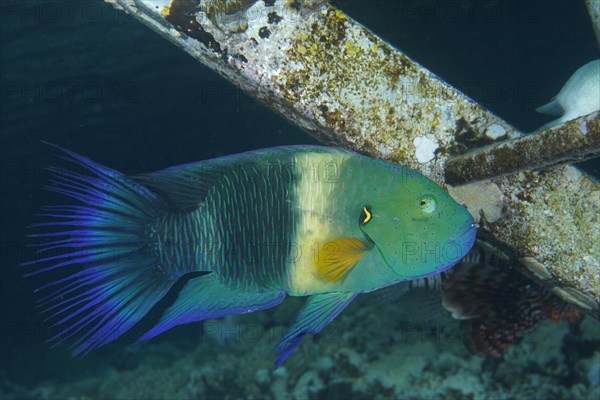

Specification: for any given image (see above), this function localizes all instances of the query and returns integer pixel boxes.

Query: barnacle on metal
[202,0,257,33]
[104,0,599,318]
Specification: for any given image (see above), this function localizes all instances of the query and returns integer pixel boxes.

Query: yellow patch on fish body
[288,152,350,295]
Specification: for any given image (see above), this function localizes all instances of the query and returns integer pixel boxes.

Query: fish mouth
[445,221,478,270]
[461,223,477,251]
[405,222,477,279]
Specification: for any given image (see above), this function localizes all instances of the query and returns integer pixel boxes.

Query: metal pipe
[445,112,600,185]
[103,0,520,177]
[586,0,600,48]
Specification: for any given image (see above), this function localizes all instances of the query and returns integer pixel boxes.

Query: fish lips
[416,221,477,278]
[446,222,478,270]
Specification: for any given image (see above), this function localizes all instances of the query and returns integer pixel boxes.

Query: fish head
[357,166,476,280]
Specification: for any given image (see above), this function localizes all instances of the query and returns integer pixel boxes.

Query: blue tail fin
[23,145,174,355]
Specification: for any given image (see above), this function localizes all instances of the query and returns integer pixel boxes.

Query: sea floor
[1,295,599,400]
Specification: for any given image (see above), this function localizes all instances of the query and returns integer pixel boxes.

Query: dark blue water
[1,1,599,398]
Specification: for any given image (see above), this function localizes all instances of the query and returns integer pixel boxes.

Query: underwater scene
[1,0,599,399]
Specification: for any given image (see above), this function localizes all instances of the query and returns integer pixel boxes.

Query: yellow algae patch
[344,39,360,56]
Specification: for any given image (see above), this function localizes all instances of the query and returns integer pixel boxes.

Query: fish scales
[204,156,295,289]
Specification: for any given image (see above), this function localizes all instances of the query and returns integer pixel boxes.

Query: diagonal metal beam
[586,0,600,48]
[445,112,600,185]
[105,0,521,175]
[104,0,599,317]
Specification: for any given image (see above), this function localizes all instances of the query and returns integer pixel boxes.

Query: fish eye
[419,196,436,213]
[359,206,372,225]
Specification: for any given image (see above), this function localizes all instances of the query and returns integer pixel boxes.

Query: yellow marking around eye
[362,207,371,224]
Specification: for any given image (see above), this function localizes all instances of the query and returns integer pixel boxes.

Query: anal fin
[137,274,285,343]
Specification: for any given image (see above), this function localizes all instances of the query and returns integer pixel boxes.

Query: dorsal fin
[134,150,276,212]
[133,146,348,212]
[134,162,223,212]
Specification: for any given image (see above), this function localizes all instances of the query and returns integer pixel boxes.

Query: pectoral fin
[535,98,564,116]
[274,292,356,368]
[314,237,371,282]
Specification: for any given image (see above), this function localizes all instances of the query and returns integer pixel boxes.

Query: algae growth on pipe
[445,112,600,184]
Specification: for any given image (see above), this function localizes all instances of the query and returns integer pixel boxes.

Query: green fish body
[26,145,476,366]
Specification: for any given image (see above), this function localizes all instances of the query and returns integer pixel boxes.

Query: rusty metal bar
[103,0,520,176]
[445,112,600,185]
